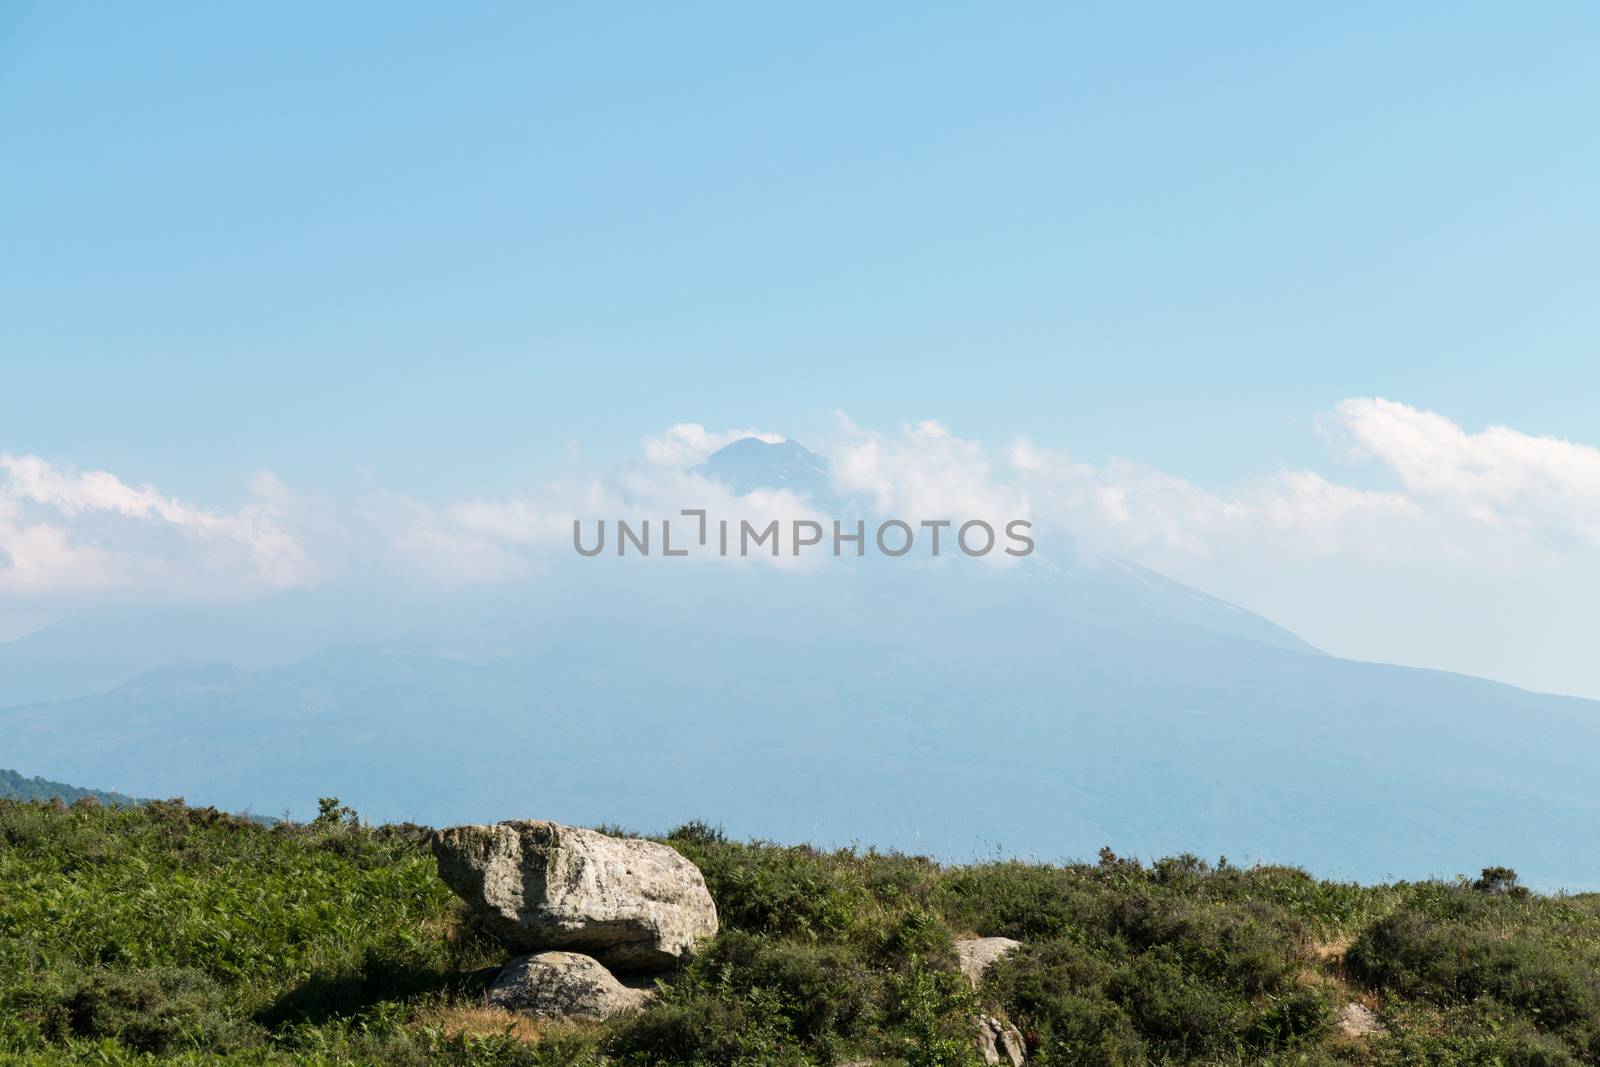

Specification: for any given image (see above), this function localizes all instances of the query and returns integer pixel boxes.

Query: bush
[1474,865,1531,898]
[884,955,981,1067]
[688,929,883,1046]
[1348,886,1600,1060]
[605,984,805,1066]
[1249,986,1332,1050]
[669,838,873,941]
[985,941,1144,1065]
[1107,952,1239,1060]
[46,966,257,1053]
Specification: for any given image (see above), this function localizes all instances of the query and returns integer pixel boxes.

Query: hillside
[3,796,1598,1066]
[0,768,143,807]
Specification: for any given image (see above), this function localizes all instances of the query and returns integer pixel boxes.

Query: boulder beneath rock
[974,1013,1026,1066]
[955,937,1023,988]
[486,951,653,1021]
[433,820,718,972]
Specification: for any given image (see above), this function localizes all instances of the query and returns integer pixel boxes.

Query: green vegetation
[4,799,1600,1065]
[1,768,143,808]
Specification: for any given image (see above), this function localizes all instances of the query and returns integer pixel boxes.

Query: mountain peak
[693,437,831,498]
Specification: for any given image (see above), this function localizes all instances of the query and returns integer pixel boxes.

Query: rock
[974,1014,1026,1066]
[1338,1002,1384,1038]
[955,937,1023,987]
[433,819,718,972]
[486,951,653,1021]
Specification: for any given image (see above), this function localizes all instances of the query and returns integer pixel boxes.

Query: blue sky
[6,3,1599,497]
[4,4,1600,695]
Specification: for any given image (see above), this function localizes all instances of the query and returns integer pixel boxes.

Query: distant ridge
[0,768,281,825]
[0,768,144,807]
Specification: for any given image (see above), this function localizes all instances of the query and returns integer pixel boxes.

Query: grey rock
[974,1013,1026,1066]
[1339,1002,1384,1037]
[433,819,718,972]
[955,937,1023,988]
[486,951,653,1020]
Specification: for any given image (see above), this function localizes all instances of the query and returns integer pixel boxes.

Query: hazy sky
[4,4,1600,696]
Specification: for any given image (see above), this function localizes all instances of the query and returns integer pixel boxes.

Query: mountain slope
[6,554,1597,887]
[0,588,427,708]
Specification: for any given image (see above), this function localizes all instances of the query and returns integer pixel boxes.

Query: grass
[3,800,1598,1065]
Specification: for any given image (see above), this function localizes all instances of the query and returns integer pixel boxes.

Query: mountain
[0,586,430,709]
[5,438,1598,888]
[692,437,833,499]
[0,767,144,807]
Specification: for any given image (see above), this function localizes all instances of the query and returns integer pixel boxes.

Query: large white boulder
[433,819,718,972]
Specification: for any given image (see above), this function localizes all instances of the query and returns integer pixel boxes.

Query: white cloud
[1330,397,1600,549]
[980,399,1600,570]
[1335,398,1600,500]
[1002,445,1421,563]
[641,423,784,467]
[10,401,1600,605]
[830,419,1030,525]
[368,452,834,582]
[370,493,558,585]
[0,454,311,599]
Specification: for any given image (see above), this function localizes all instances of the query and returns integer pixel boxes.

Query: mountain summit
[692,437,832,499]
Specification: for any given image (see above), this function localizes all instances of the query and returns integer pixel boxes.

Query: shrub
[670,839,872,941]
[1348,888,1600,1059]
[46,966,257,1054]
[604,984,805,1066]
[1249,987,1332,1050]
[885,955,981,1067]
[1474,865,1530,898]
[688,929,883,1046]
[1107,952,1239,1060]
[985,941,1145,1066]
